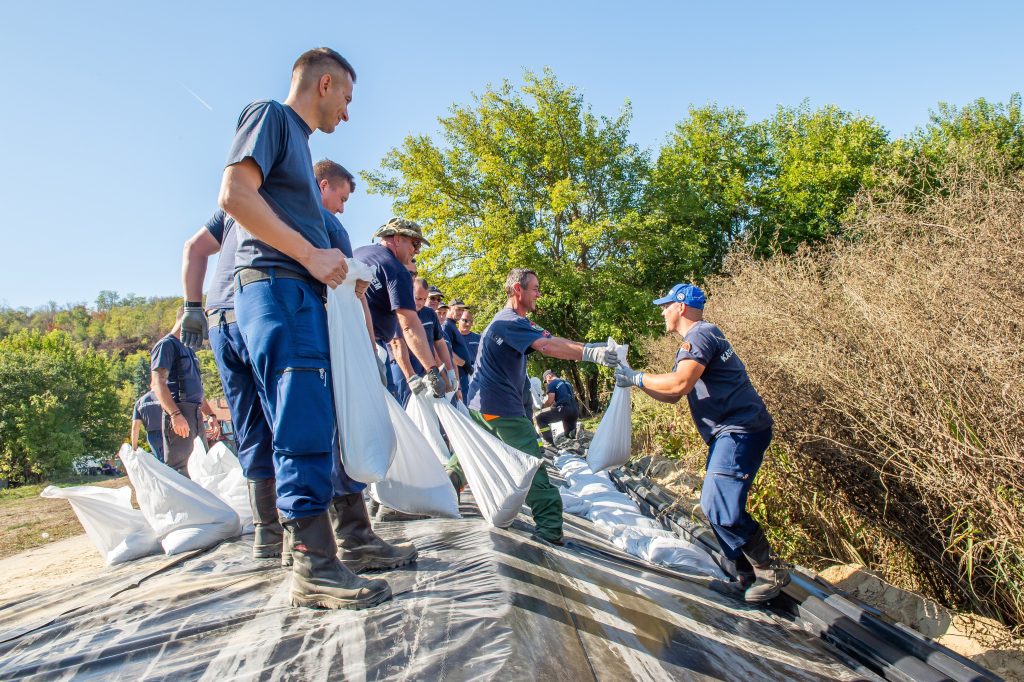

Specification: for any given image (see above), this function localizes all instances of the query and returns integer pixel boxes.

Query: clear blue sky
[0,1,1020,309]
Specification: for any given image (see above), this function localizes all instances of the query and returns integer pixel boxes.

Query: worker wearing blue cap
[614,283,787,604]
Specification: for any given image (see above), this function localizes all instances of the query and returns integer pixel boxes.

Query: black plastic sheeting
[0,496,874,681]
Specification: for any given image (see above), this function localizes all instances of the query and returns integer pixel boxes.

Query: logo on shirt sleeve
[680,342,691,353]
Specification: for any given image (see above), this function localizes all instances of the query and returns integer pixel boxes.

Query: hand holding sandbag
[582,342,619,367]
[615,366,643,388]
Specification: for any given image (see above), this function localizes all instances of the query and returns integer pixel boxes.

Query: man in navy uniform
[614,283,787,604]
[130,390,166,461]
[456,307,481,398]
[535,369,580,445]
[389,277,456,405]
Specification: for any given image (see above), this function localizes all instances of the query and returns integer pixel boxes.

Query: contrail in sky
[181,84,213,111]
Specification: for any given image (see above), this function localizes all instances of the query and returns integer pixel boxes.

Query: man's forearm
[361,297,375,347]
[396,311,438,371]
[150,371,179,415]
[219,169,314,265]
[390,338,416,380]
[130,420,141,448]
[182,228,221,303]
[533,336,585,361]
[201,399,216,418]
[434,340,454,372]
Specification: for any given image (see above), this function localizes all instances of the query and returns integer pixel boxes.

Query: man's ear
[319,72,332,96]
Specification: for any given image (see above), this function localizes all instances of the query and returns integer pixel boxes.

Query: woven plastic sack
[118,444,241,555]
[327,259,397,483]
[406,391,450,465]
[40,484,160,565]
[431,399,541,527]
[370,394,460,518]
[187,441,254,534]
[587,339,633,473]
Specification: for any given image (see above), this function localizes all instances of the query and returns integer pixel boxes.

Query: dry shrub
[696,156,1024,626]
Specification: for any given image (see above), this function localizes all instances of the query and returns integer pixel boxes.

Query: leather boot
[330,493,418,573]
[248,478,284,559]
[741,528,790,604]
[285,512,392,610]
[280,520,293,568]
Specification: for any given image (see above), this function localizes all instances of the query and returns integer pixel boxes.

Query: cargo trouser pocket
[272,366,335,456]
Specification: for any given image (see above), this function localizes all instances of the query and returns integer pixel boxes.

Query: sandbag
[587,339,633,473]
[187,441,254,534]
[370,394,460,518]
[431,399,541,527]
[529,376,545,410]
[327,259,397,483]
[118,444,241,555]
[40,484,160,565]
[406,391,450,465]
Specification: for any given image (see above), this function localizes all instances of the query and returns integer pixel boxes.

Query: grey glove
[376,354,388,387]
[426,367,446,398]
[408,375,428,395]
[446,368,458,390]
[615,366,643,388]
[582,342,619,368]
[181,305,207,350]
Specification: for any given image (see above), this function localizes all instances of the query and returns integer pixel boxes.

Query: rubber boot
[741,528,790,604]
[248,478,283,559]
[330,493,418,572]
[285,512,392,610]
[281,521,293,568]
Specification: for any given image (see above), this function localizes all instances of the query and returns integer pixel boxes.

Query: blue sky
[0,1,1020,309]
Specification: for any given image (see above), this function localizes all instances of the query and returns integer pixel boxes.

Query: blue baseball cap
[653,283,706,309]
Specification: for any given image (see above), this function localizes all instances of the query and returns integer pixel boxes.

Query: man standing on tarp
[535,369,580,445]
[613,283,788,604]
[130,389,166,461]
[446,267,619,544]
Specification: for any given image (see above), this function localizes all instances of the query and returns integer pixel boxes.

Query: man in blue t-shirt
[131,390,166,461]
[389,277,456,406]
[441,299,471,397]
[535,369,580,445]
[215,48,393,611]
[446,268,619,544]
[615,283,786,604]
[456,307,481,398]
[353,219,447,402]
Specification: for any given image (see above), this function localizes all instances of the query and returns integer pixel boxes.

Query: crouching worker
[447,268,619,544]
[614,283,788,604]
[535,369,579,445]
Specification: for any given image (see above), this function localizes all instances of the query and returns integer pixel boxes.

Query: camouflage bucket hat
[373,217,430,245]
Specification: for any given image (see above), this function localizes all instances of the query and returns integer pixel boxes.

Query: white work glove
[180,305,207,350]
[615,366,643,388]
[426,367,446,398]
[375,355,388,387]
[582,342,619,368]
[446,368,458,390]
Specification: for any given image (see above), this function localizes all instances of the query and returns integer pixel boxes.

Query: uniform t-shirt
[673,320,773,444]
[408,306,444,375]
[547,378,577,407]
[442,318,472,369]
[321,208,353,257]
[467,307,550,418]
[353,244,416,344]
[205,210,237,311]
[226,100,327,280]
[132,390,164,433]
[151,334,205,404]
[462,331,481,366]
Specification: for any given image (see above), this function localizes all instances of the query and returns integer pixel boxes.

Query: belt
[206,308,236,325]
[234,267,325,301]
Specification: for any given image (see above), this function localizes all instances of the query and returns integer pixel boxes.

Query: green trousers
[447,411,564,542]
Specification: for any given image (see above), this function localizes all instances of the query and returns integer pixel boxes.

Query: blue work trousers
[387,355,410,406]
[145,430,164,462]
[700,428,773,560]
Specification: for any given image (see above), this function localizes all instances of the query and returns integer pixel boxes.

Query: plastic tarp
[587,339,633,473]
[327,258,397,483]
[431,398,541,527]
[38,484,160,565]
[187,441,254,534]
[0,490,867,681]
[369,394,461,518]
[118,445,241,555]
[555,453,725,578]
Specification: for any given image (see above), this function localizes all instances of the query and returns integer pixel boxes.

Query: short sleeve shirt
[352,244,416,343]
[151,334,205,404]
[226,100,327,279]
[321,208,353,258]
[132,391,164,433]
[408,306,444,375]
[442,318,471,365]
[673,321,773,443]
[467,307,550,417]
[462,331,481,366]
[548,378,576,407]
[204,210,237,311]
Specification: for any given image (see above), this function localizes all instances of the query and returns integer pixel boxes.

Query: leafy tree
[197,349,223,401]
[95,290,121,312]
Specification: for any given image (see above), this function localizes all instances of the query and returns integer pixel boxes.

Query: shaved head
[292,47,357,87]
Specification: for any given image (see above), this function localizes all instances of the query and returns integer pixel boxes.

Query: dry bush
[683,157,1024,626]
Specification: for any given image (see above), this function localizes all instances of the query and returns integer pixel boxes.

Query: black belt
[233,267,325,300]
[206,308,236,325]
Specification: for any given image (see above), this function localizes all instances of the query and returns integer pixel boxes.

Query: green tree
[197,349,223,401]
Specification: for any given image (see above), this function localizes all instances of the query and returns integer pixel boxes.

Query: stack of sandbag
[118,444,241,555]
[187,441,253,533]
[587,338,633,472]
[39,484,161,565]
[327,259,396,483]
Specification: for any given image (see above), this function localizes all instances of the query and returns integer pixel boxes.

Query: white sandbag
[406,391,450,465]
[559,489,591,517]
[529,376,545,410]
[118,444,241,555]
[587,339,633,473]
[327,259,397,483]
[187,441,254,534]
[40,484,160,565]
[431,399,541,527]
[370,395,460,518]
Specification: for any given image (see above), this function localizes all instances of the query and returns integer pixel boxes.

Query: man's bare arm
[390,337,416,380]
[130,419,142,449]
[530,336,584,361]
[638,360,706,404]
[182,228,221,302]
[396,308,440,371]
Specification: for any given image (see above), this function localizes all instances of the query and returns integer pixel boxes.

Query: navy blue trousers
[700,428,772,560]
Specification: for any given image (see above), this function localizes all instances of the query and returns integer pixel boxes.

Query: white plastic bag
[327,259,397,483]
[406,391,450,465]
[370,395,460,518]
[431,399,541,527]
[587,339,633,473]
[118,444,241,555]
[187,441,254,534]
[529,376,545,410]
[40,484,161,565]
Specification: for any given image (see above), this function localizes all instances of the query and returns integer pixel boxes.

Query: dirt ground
[0,534,106,603]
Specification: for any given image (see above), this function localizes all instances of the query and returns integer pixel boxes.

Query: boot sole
[340,548,418,573]
[253,548,282,559]
[290,584,392,610]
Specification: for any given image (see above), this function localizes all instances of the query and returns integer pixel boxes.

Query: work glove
[582,342,619,368]
[615,366,643,388]
[181,305,207,350]
[464,362,474,376]
[409,375,428,395]
[426,367,446,398]
[375,354,388,387]
[446,368,458,391]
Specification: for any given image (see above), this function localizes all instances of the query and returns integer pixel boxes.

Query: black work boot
[248,478,284,559]
[741,528,790,604]
[330,493,418,572]
[708,555,756,596]
[285,512,392,610]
